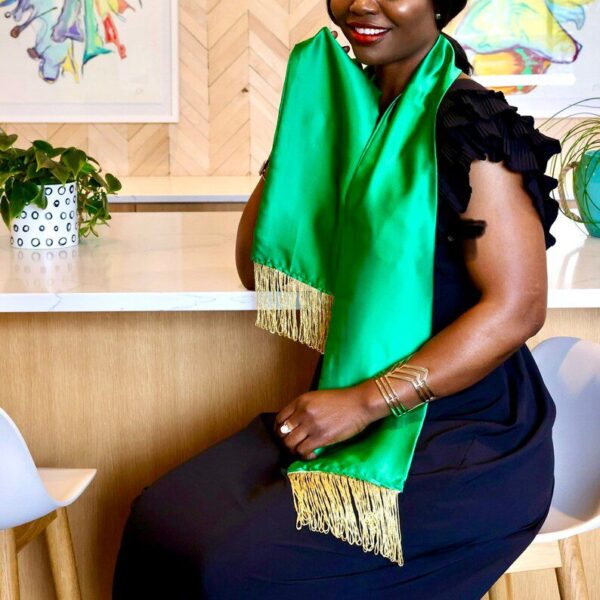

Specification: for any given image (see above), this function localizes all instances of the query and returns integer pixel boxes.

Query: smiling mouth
[347,25,391,45]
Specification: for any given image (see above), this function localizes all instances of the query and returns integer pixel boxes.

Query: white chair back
[0,408,59,529]
[531,336,600,537]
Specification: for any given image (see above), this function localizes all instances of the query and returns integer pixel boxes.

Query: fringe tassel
[253,262,333,354]
[288,470,404,566]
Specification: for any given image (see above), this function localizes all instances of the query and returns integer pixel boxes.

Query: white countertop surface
[108,176,577,205]
[108,176,258,203]
[0,210,597,312]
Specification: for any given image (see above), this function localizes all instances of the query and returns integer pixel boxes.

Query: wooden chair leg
[44,508,82,600]
[0,528,19,600]
[555,535,589,600]
[13,513,56,553]
[488,573,514,600]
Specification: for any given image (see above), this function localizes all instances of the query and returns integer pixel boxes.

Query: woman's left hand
[274,386,375,460]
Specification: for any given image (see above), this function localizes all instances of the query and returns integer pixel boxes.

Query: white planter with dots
[9,181,79,249]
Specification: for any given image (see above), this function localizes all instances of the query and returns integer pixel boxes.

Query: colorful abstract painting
[446,0,600,116]
[1,0,142,83]
[0,0,178,122]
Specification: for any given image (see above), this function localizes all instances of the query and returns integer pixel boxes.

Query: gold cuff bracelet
[373,355,437,417]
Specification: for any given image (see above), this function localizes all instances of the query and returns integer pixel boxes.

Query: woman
[113,1,561,598]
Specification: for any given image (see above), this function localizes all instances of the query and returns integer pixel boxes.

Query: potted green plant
[540,98,600,238]
[0,127,122,249]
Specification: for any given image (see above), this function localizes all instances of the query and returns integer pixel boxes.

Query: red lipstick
[346,22,391,46]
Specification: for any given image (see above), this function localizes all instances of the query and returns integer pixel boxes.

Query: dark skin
[236,0,548,461]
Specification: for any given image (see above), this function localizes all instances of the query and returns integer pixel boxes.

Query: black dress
[112,78,562,600]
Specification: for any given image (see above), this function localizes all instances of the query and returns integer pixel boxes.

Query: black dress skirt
[112,78,562,600]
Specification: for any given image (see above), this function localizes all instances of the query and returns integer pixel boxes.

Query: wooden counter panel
[1,311,319,600]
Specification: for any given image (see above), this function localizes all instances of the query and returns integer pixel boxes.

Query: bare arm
[275,157,550,459]
[235,160,269,290]
[359,156,549,417]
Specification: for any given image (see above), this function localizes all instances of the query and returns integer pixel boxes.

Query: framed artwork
[445,0,600,117]
[0,0,179,123]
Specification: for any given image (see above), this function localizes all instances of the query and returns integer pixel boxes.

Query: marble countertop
[0,210,597,312]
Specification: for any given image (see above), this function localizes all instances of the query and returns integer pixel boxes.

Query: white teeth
[355,27,387,35]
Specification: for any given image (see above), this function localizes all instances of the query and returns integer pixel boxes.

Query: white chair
[488,336,600,600]
[0,407,96,600]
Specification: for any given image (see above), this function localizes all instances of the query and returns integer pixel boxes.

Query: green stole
[251,26,461,565]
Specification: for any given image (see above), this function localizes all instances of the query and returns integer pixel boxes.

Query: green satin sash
[251,26,461,565]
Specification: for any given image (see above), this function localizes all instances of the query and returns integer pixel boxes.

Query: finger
[296,438,318,460]
[283,424,309,452]
[274,403,296,431]
[275,415,299,439]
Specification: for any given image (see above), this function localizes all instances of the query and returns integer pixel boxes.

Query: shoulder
[438,74,519,130]
[437,75,561,167]
[435,76,563,249]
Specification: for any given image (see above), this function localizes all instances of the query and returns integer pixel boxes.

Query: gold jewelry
[279,420,293,435]
[259,157,270,179]
[374,355,437,417]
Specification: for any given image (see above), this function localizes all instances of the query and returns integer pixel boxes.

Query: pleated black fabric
[436,78,561,250]
[112,77,561,600]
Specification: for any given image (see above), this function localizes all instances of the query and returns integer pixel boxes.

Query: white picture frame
[0,0,179,123]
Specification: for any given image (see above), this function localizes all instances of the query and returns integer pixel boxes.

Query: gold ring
[279,420,293,436]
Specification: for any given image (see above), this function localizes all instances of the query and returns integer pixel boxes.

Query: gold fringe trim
[253,262,333,354]
[288,471,404,566]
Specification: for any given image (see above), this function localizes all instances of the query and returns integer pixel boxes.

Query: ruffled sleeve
[436,83,562,249]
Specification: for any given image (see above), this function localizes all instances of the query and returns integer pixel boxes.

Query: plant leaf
[25,161,38,180]
[62,148,87,178]
[50,162,71,184]
[31,184,47,209]
[0,132,18,151]
[32,139,54,154]
[0,172,12,187]
[8,180,40,220]
[34,149,56,171]
[80,162,96,175]
[0,195,10,227]
[90,171,107,188]
[48,146,66,158]
[105,172,122,192]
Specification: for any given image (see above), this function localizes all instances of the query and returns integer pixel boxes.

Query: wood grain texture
[45,509,82,600]
[555,537,591,600]
[507,542,562,574]
[170,0,209,175]
[0,310,320,599]
[0,529,19,600]
[489,574,514,600]
[14,513,57,554]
